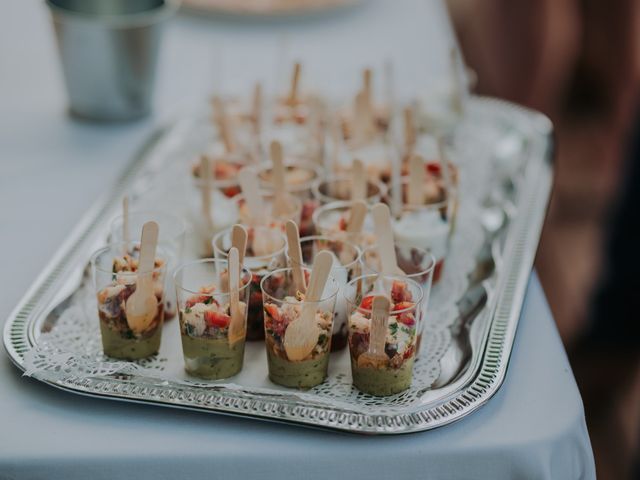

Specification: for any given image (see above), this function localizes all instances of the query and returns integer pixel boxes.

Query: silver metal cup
[46,0,179,121]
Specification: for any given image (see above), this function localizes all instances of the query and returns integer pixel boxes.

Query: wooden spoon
[346,200,367,234]
[353,91,368,145]
[238,168,265,225]
[227,247,245,345]
[371,203,402,275]
[351,158,367,201]
[285,220,307,294]
[122,196,130,243]
[450,48,464,116]
[288,62,301,106]
[403,106,416,153]
[212,96,236,153]
[231,224,248,267]
[407,154,425,206]
[270,140,290,218]
[252,82,262,135]
[362,68,372,114]
[437,136,452,193]
[284,250,333,361]
[125,221,160,334]
[329,115,341,174]
[199,155,214,232]
[357,295,390,369]
[122,196,130,255]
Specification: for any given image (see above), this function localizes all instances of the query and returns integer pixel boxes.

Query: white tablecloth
[0,1,595,478]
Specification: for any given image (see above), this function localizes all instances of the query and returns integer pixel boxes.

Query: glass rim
[391,175,452,210]
[287,235,361,270]
[311,199,368,228]
[192,173,242,190]
[230,191,304,213]
[191,151,251,189]
[172,258,253,297]
[212,225,288,262]
[91,241,170,277]
[312,175,387,204]
[260,267,340,305]
[343,273,424,315]
[361,245,436,278]
[46,0,179,26]
[109,210,187,239]
[253,159,323,194]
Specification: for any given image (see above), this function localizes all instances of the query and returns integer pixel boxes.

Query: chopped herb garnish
[389,323,398,336]
[203,297,213,305]
[185,307,192,314]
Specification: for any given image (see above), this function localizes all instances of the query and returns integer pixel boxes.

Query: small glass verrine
[212,226,287,341]
[362,245,435,355]
[260,267,339,389]
[344,274,423,396]
[286,235,361,351]
[173,259,252,380]
[232,192,303,229]
[110,210,187,321]
[254,159,322,237]
[91,242,168,360]
[191,152,248,199]
[312,175,387,205]
[312,200,377,250]
[188,175,240,257]
[265,92,326,163]
[387,179,454,283]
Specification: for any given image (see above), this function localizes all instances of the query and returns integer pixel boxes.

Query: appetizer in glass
[286,234,361,351]
[213,225,287,341]
[260,252,338,388]
[344,275,423,396]
[174,257,252,379]
[91,231,167,360]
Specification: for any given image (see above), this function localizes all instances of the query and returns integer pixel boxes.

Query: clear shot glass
[173,259,252,380]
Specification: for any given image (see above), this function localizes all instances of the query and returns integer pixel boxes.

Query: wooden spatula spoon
[437,136,452,192]
[231,224,248,267]
[362,68,372,114]
[346,200,367,234]
[122,196,130,245]
[238,168,265,225]
[125,221,160,334]
[284,250,333,362]
[351,158,367,201]
[288,62,301,106]
[357,295,390,369]
[227,247,245,345]
[285,220,307,294]
[403,106,416,154]
[270,140,290,218]
[212,96,236,154]
[200,155,214,231]
[407,154,425,206]
[252,82,262,135]
[371,203,402,275]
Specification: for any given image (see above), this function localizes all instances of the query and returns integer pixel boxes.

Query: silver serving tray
[3,96,553,434]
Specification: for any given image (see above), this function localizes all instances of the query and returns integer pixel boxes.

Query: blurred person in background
[447,0,640,478]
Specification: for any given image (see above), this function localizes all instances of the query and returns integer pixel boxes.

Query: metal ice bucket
[46,0,178,121]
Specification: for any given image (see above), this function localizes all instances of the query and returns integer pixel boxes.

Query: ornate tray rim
[3,96,554,434]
